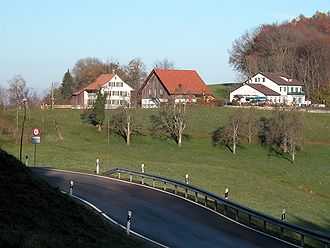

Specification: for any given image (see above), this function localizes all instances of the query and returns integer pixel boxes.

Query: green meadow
[1,107,330,235]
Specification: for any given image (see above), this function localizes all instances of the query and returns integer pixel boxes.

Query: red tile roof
[142,68,211,95]
[72,73,115,95]
[248,84,280,96]
[261,72,304,86]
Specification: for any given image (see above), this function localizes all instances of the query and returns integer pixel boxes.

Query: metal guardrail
[102,168,330,248]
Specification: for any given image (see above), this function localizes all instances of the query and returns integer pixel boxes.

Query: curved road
[32,168,295,248]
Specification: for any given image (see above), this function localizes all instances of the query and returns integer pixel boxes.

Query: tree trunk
[55,120,64,141]
[177,130,182,147]
[126,122,130,146]
[292,152,295,163]
[97,124,101,132]
[233,141,236,154]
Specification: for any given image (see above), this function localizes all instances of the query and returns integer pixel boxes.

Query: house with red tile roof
[229,72,307,106]
[138,68,211,108]
[71,72,133,109]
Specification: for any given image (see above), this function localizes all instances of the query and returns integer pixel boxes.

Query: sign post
[31,128,41,166]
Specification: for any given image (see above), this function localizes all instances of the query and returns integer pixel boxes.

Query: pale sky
[0,0,329,94]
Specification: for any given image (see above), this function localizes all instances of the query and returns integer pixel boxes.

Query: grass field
[1,106,330,236]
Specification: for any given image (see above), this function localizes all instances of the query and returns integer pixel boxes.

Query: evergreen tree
[61,69,74,99]
[82,90,107,132]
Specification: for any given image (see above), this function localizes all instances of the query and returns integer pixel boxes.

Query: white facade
[230,73,306,106]
[74,74,133,109]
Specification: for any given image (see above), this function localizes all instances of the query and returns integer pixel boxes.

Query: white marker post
[25,154,29,166]
[281,209,286,221]
[69,180,74,197]
[225,188,229,199]
[96,159,100,174]
[126,210,132,235]
[141,163,145,173]
[185,174,189,184]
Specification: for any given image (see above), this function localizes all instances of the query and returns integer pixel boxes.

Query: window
[116,82,123,87]
[280,87,282,92]
[284,87,286,92]
[295,87,298,92]
[291,87,294,92]
[262,78,265,82]
[112,100,119,105]
[112,91,119,96]
[255,78,257,82]
[300,88,302,92]
[287,87,289,92]
[258,78,260,82]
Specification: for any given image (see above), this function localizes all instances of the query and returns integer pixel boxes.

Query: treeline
[44,57,176,105]
[229,11,330,104]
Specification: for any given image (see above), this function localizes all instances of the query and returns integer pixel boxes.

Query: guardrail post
[174,185,177,194]
[214,200,218,211]
[25,153,29,166]
[126,210,132,235]
[225,188,229,199]
[185,174,189,184]
[235,209,238,221]
[248,215,251,226]
[224,205,227,215]
[163,182,166,191]
[280,227,284,239]
[118,172,121,179]
[195,192,198,202]
[141,177,144,185]
[96,158,100,174]
[129,174,132,182]
[263,220,267,232]
[204,196,208,207]
[152,179,155,188]
[300,234,304,247]
[185,188,188,198]
[69,180,73,197]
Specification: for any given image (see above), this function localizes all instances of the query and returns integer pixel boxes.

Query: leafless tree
[151,98,188,147]
[110,103,137,146]
[0,86,9,114]
[154,58,176,70]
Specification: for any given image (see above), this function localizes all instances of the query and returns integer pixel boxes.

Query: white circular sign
[32,128,40,136]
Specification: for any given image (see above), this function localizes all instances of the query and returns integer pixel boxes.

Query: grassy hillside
[1,107,330,235]
[0,149,153,248]
[208,83,233,101]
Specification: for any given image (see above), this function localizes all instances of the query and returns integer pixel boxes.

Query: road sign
[32,128,40,136]
[31,136,41,144]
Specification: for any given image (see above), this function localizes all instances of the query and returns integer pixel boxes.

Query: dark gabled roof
[247,84,281,96]
[140,68,211,95]
[260,72,304,86]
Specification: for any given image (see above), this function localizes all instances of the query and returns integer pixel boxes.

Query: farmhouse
[139,68,211,108]
[71,72,133,109]
[229,72,307,106]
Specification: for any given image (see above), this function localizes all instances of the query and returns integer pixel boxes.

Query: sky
[0,0,329,94]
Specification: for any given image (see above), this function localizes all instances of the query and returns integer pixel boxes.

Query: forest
[229,11,330,104]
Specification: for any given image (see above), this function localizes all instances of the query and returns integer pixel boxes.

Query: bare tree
[0,86,9,114]
[264,107,303,162]
[125,58,147,89]
[154,58,176,70]
[151,99,188,147]
[212,110,249,154]
[110,103,137,146]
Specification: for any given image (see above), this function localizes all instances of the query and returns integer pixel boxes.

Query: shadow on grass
[290,214,330,236]
[267,146,293,163]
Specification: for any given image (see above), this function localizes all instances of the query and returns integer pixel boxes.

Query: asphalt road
[32,168,295,248]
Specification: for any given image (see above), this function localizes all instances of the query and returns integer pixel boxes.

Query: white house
[71,72,133,109]
[229,72,306,106]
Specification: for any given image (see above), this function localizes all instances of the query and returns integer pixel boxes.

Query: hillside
[208,83,232,101]
[1,107,330,235]
[0,149,153,248]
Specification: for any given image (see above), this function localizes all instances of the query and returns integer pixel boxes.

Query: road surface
[32,168,295,248]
